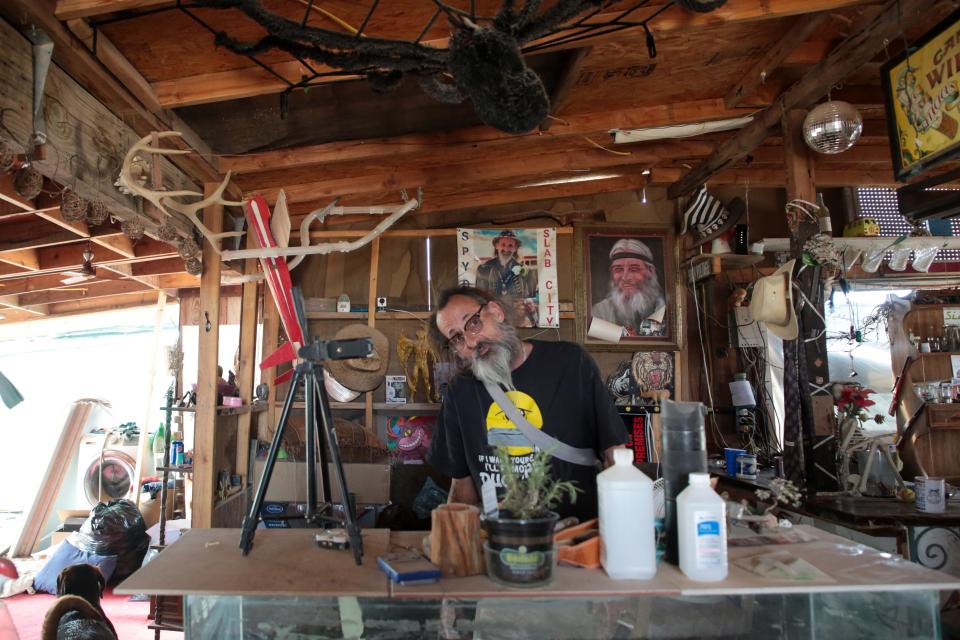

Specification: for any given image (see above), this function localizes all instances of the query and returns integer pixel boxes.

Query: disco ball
[803,101,863,154]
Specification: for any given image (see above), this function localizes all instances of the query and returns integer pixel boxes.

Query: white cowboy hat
[749,260,798,340]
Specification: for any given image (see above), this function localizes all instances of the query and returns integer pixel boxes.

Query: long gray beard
[609,279,665,326]
[471,324,523,390]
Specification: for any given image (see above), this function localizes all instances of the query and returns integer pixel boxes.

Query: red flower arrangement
[835,385,876,422]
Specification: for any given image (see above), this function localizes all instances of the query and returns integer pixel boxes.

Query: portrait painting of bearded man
[577,226,678,350]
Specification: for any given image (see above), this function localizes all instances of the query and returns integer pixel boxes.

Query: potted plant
[481,448,579,588]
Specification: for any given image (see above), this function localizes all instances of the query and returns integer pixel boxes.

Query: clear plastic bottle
[597,448,656,580]
[677,472,727,582]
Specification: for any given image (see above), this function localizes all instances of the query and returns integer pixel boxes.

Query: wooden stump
[429,503,485,577]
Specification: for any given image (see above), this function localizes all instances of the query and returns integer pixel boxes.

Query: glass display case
[183,589,941,639]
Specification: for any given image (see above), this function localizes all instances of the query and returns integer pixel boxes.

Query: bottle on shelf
[172,432,184,466]
[677,472,727,582]
[597,448,656,580]
[152,423,165,470]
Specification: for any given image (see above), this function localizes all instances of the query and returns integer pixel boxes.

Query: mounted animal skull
[118,132,245,254]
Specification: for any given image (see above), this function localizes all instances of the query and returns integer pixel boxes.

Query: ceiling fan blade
[61,274,92,285]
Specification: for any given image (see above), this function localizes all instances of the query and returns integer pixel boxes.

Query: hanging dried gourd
[177,236,201,259]
[156,220,180,243]
[61,189,88,222]
[13,166,43,199]
[121,216,145,241]
[184,256,202,276]
[86,200,109,225]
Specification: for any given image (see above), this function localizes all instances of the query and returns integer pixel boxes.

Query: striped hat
[680,186,746,246]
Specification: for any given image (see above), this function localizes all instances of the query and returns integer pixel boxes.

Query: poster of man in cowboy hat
[457,228,559,328]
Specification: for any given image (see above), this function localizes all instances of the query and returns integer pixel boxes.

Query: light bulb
[641,186,647,204]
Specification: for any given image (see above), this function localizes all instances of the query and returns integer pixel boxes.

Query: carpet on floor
[1,585,180,640]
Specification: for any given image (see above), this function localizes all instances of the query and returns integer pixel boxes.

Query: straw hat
[326,325,390,392]
[748,260,797,340]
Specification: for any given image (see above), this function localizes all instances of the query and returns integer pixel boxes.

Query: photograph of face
[461,228,543,328]
[576,226,678,350]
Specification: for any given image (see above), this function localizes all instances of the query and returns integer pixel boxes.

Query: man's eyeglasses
[446,303,487,350]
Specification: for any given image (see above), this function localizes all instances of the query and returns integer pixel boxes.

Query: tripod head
[292,285,373,363]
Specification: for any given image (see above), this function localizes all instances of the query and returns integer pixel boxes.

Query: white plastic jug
[597,448,656,579]
[677,472,727,581]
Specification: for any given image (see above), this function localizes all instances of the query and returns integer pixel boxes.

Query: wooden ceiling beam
[0,294,48,316]
[668,0,938,199]
[152,0,873,108]
[223,100,745,175]
[65,18,163,113]
[90,233,137,259]
[0,249,41,271]
[0,273,90,296]
[33,207,92,238]
[725,13,825,108]
[55,0,171,20]
[16,279,152,306]
[255,140,716,204]
[541,47,593,132]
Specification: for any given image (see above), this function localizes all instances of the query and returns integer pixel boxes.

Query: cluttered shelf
[306,311,576,320]
[277,401,441,411]
[161,404,268,416]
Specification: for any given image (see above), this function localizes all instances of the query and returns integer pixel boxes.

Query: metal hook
[204,311,212,333]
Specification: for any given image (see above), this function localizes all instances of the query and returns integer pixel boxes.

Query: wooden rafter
[221,99,752,174]
[545,46,592,131]
[724,13,826,108]
[668,0,940,199]
[148,0,875,108]
[252,140,717,205]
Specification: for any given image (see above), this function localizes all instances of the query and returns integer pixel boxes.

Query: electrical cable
[690,274,729,449]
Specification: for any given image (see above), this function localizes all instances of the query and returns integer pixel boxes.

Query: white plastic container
[677,472,727,582]
[597,448,657,580]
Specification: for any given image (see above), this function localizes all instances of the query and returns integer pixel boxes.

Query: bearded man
[475,230,537,299]
[591,238,667,337]
[427,286,627,521]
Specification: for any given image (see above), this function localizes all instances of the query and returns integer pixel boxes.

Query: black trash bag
[73,499,150,583]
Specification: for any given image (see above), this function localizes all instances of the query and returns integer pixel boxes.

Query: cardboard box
[252,460,390,504]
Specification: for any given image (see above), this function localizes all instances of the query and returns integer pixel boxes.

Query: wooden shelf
[683,253,764,268]
[307,311,575,320]
[281,401,441,411]
[156,465,193,474]
[161,404,267,416]
[919,351,960,357]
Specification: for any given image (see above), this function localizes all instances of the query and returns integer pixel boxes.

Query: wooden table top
[116,526,960,599]
[116,528,392,597]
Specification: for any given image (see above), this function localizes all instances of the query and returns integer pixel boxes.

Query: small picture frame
[385,375,407,404]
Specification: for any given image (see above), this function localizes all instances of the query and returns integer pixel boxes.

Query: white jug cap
[689,472,710,485]
[613,448,633,465]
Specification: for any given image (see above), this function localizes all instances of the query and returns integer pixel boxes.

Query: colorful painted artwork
[386,416,435,464]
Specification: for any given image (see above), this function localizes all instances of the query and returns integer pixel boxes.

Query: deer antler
[120,132,245,253]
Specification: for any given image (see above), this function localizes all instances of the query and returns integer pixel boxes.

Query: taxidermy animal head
[188,0,732,134]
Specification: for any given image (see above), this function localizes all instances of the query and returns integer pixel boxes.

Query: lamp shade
[803,101,863,154]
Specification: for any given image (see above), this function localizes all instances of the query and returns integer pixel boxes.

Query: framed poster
[457,228,559,328]
[881,9,960,181]
[575,223,681,351]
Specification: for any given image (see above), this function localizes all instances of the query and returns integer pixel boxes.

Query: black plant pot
[481,510,558,588]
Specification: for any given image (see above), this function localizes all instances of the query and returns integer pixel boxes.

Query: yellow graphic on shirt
[485,391,543,456]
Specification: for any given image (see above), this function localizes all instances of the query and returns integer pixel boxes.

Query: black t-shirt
[427,340,628,522]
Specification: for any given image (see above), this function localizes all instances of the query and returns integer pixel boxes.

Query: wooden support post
[235,230,259,489]
[192,185,224,528]
[365,237,380,432]
[781,109,826,494]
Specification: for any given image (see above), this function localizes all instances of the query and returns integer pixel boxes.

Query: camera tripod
[239,336,371,564]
